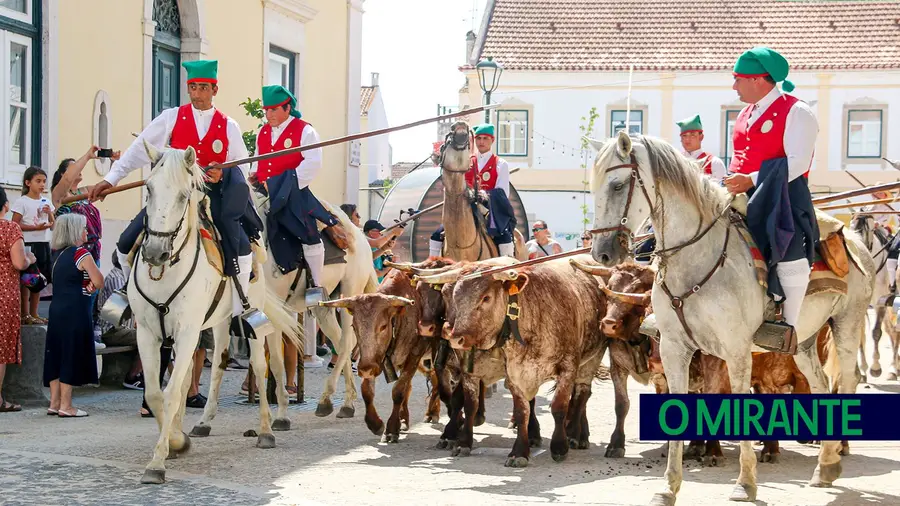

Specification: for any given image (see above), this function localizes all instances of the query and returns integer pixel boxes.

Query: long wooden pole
[811,181,900,205]
[855,211,900,215]
[63,103,501,204]
[460,246,591,280]
[843,170,896,211]
[817,196,899,212]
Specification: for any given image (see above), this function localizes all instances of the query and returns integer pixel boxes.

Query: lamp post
[476,56,503,124]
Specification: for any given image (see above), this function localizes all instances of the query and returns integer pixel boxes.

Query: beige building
[2,0,364,271]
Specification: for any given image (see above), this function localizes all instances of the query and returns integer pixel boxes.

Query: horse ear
[143,139,162,165]
[183,145,197,169]
[582,136,604,152]
[616,130,633,159]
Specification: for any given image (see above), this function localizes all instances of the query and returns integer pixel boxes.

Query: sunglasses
[532,227,546,232]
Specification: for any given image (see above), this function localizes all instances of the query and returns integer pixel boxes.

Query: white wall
[518,190,594,251]
[364,90,391,183]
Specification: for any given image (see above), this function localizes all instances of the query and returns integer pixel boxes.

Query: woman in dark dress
[43,214,104,417]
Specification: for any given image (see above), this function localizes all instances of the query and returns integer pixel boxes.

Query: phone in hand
[97,148,114,158]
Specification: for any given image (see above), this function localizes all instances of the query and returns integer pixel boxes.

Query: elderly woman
[43,214,104,418]
[0,188,37,413]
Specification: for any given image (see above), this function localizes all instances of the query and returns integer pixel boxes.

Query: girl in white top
[11,167,55,324]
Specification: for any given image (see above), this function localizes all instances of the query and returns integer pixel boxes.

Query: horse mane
[146,147,206,231]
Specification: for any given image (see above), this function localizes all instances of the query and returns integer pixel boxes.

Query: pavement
[1,310,899,506]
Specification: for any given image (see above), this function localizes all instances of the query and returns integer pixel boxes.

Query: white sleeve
[105,108,175,186]
[251,128,263,175]
[711,156,727,181]
[226,118,250,181]
[784,101,819,182]
[10,197,25,216]
[494,157,510,196]
[296,124,322,190]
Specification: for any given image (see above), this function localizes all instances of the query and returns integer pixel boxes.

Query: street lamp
[476,56,503,123]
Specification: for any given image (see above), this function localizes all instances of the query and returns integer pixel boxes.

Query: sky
[361,0,485,164]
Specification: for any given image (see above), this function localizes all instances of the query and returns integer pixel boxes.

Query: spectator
[43,214,104,418]
[95,251,144,390]
[340,203,362,228]
[52,147,119,347]
[525,220,562,259]
[0,188,37,413]
[364,220,398,281]
[581,231,593,250]
[11,167,54,325]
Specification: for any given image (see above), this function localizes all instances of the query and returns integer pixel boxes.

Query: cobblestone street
[2,312,899,506]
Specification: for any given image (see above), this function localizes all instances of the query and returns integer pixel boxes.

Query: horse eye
[614,182,625,191]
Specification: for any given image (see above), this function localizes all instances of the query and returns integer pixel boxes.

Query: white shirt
[106,104,250,186]
[685,148,727,181]
[746,87,818,186]
[474,150,509,196]
[526,239,561,259]
[251,116,322,190]
[11,194,54,242]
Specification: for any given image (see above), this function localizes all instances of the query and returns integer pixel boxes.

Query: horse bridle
[587,153,653,245]
[142,201,191,269]
[438,126,486,257]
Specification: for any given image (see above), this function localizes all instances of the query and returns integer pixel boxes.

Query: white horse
[848,213,891,380]
[586,132,873,505]
[130,141,303,484]
[251,188,379,418]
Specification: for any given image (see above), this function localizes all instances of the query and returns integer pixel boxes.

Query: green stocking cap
[733,46,795,92]
[473,123,495,138]
[676,114,703,134]
[183,60,218,84]
[261,85,302,118]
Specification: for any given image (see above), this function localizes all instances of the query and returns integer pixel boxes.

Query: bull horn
[570,259,613,277]
[491,269,519,281]
[385,295,415,307]
[600,286,650,306]
[409,265,457,276]
[415,268,464,285]
[384,260,417,272]
[318,297,355,308]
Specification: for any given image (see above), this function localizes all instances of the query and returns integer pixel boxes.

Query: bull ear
[504,272,529,295]
[143,139,163,165]
[615,129,633,159]
[183,145,197,171]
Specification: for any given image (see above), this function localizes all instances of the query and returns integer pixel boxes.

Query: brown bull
[319,259,454,443]
[436,254,607,467]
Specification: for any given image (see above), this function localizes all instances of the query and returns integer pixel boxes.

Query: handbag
[20,262,47,293]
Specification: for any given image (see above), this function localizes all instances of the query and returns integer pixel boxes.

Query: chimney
[465,31,476,64]
[371,72,379,87]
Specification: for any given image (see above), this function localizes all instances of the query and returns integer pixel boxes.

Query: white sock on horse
[117,249,131,280]
[499,242,515,257]
[302,242,326,287]
[231,254,253,316]
[429,239,443,258]
[775,258,811,328]
[888,258,897,288]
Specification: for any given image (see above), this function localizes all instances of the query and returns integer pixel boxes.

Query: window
[0,0,29,23]
[496,110,528,156]
[0,32,30,185]
[723,109,741,167]
[268,45,296,94]
[847,110,883,158]
[611,110,643,135]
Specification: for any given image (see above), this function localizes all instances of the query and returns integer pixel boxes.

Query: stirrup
[231,308,275,340]
[305,286,327,307]
[100,289,131,327]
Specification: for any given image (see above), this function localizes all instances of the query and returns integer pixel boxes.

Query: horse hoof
[684,445,704,459]
[171,432,191,454]
[759,452,779,464]
[436,438,452,449]
[649,492,676,506]
[400,421,409,432]
[381,433,399,444]
[256,433,276,449]
[336,405,355,418]
[529,437,543,448]
[243,429,258,437]
[870,367,882,378]
[840,442,851,456]
[474,415,486,427]
[809,461,842,487]
[447,440,459,451]
[423,415,438,423]
[729,483,757,502]
[315,400,334,417]
[140,468,166,485]
[272,418,291,431]
[190,424,211,437]
[887,371,898,381]
[451,446,471,457]
[605,447,625,458]
[504,456,529,468]
[860,374,868,384]
[165,450,178,460]
[551,451,568,463]
[507,419,517,430]
[484,388,493,399]
[704,455,724,467]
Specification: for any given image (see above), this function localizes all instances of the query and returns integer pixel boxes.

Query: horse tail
[263,287,305,357]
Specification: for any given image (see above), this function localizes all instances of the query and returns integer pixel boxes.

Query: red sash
[465,154,499,190]
[255,118,310,183]
[169,104,229,167]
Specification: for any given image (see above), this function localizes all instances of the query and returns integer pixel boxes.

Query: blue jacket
[265,169,338,273]
[486,188,516,240]
[745,157,819,300]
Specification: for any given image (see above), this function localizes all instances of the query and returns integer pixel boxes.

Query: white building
[360,72,392,184]
[459,0,900,247]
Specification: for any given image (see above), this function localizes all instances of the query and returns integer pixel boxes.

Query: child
[11,166,55,325]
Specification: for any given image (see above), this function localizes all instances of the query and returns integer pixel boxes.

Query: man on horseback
[864,185,899,292]
[91,59,264,323]
[676,114,726,182]
[429,123,516,258]
[250,84,349,299]
[723,46,819,336]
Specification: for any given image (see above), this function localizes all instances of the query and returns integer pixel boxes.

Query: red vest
[465,154,499,191]
[255,118,309,183]
[694,152,713,175]
[729,94,810,178]
[168,104,229,167]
